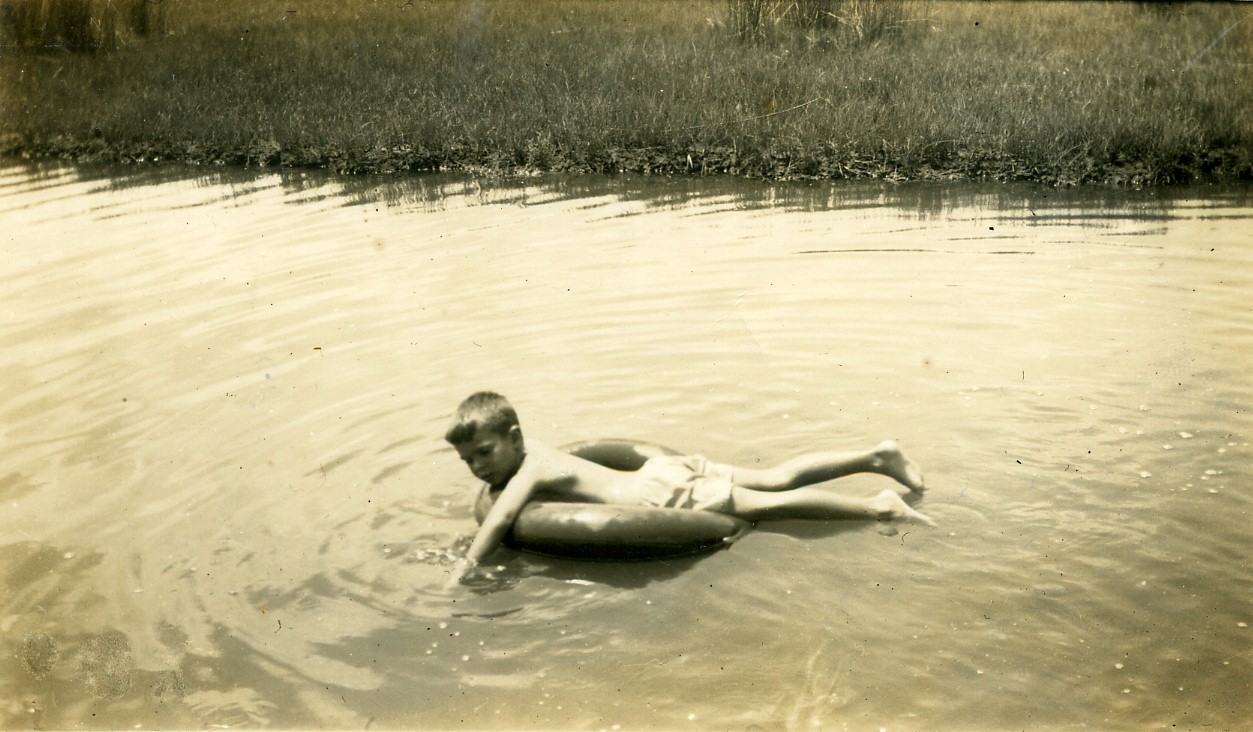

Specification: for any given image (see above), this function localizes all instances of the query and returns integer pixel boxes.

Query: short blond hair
[444,392,520,444]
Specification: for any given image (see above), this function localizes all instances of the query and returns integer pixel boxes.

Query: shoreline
[5,134,1247,187]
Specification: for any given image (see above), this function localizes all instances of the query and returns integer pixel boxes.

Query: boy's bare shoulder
[524,441,609,479]
[501,440,637,505]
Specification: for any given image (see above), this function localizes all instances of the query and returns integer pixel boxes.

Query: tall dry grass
[1,0,1249,183]
[728,0,918,43]
[0,0,163,52]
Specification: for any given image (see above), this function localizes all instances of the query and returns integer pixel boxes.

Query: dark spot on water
[21,632,58,678]
[372,462,409,484]
[150,668,186,702]
[78,630,134,699]
[157,621,188,651]
[0,471,42,500]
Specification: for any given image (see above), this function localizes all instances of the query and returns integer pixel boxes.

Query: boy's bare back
[500,441,641,506]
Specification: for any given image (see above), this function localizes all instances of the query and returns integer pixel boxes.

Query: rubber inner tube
[472,439,750,560]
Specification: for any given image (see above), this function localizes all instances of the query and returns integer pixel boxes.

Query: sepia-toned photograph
[2,1,1250,729]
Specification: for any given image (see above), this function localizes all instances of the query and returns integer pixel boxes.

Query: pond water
[1,161,1250,731]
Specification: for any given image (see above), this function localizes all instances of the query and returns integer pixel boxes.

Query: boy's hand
[444,557,475,589]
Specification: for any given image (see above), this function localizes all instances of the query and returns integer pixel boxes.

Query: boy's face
[453,426,525,488]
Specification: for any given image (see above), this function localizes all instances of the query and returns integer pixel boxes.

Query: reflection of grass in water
[1,1,1250,184]
[184,687,276,728]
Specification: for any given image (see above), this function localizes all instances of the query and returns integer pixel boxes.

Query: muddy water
[1,162,1250,730]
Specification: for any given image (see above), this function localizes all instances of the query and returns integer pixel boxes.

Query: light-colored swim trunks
[637,455,736,513]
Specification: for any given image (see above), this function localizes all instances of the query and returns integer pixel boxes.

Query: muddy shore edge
[5,134,1249,187]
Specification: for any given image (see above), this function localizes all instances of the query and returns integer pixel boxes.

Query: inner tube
[473,439,750,560]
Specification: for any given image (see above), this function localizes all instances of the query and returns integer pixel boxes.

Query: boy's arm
[456,468,539,575]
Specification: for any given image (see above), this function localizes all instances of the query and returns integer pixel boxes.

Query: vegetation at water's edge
[2,0,1251,185]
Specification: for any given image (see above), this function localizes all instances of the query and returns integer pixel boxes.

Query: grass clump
[728,0,916,44]
[1,0,1250,185]
[1,0,163,53]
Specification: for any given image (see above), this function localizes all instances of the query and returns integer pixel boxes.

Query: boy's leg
[728,485,935,526]
[730,440,925,493]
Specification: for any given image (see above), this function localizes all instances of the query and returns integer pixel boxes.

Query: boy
[447,392,932,577]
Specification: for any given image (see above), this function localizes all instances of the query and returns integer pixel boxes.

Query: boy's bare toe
[898,502,936,527]
[873,489,936,527]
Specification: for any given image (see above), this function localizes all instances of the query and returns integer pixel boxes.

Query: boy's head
[445,392,525,488]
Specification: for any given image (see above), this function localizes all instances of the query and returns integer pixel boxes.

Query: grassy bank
[2,0,1251,185]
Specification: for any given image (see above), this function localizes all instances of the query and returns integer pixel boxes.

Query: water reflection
[2,159,1251,730]
[12,158,1232,223]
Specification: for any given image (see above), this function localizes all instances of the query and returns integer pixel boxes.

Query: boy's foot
[874,440,926,492]
[870,489,936,526]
